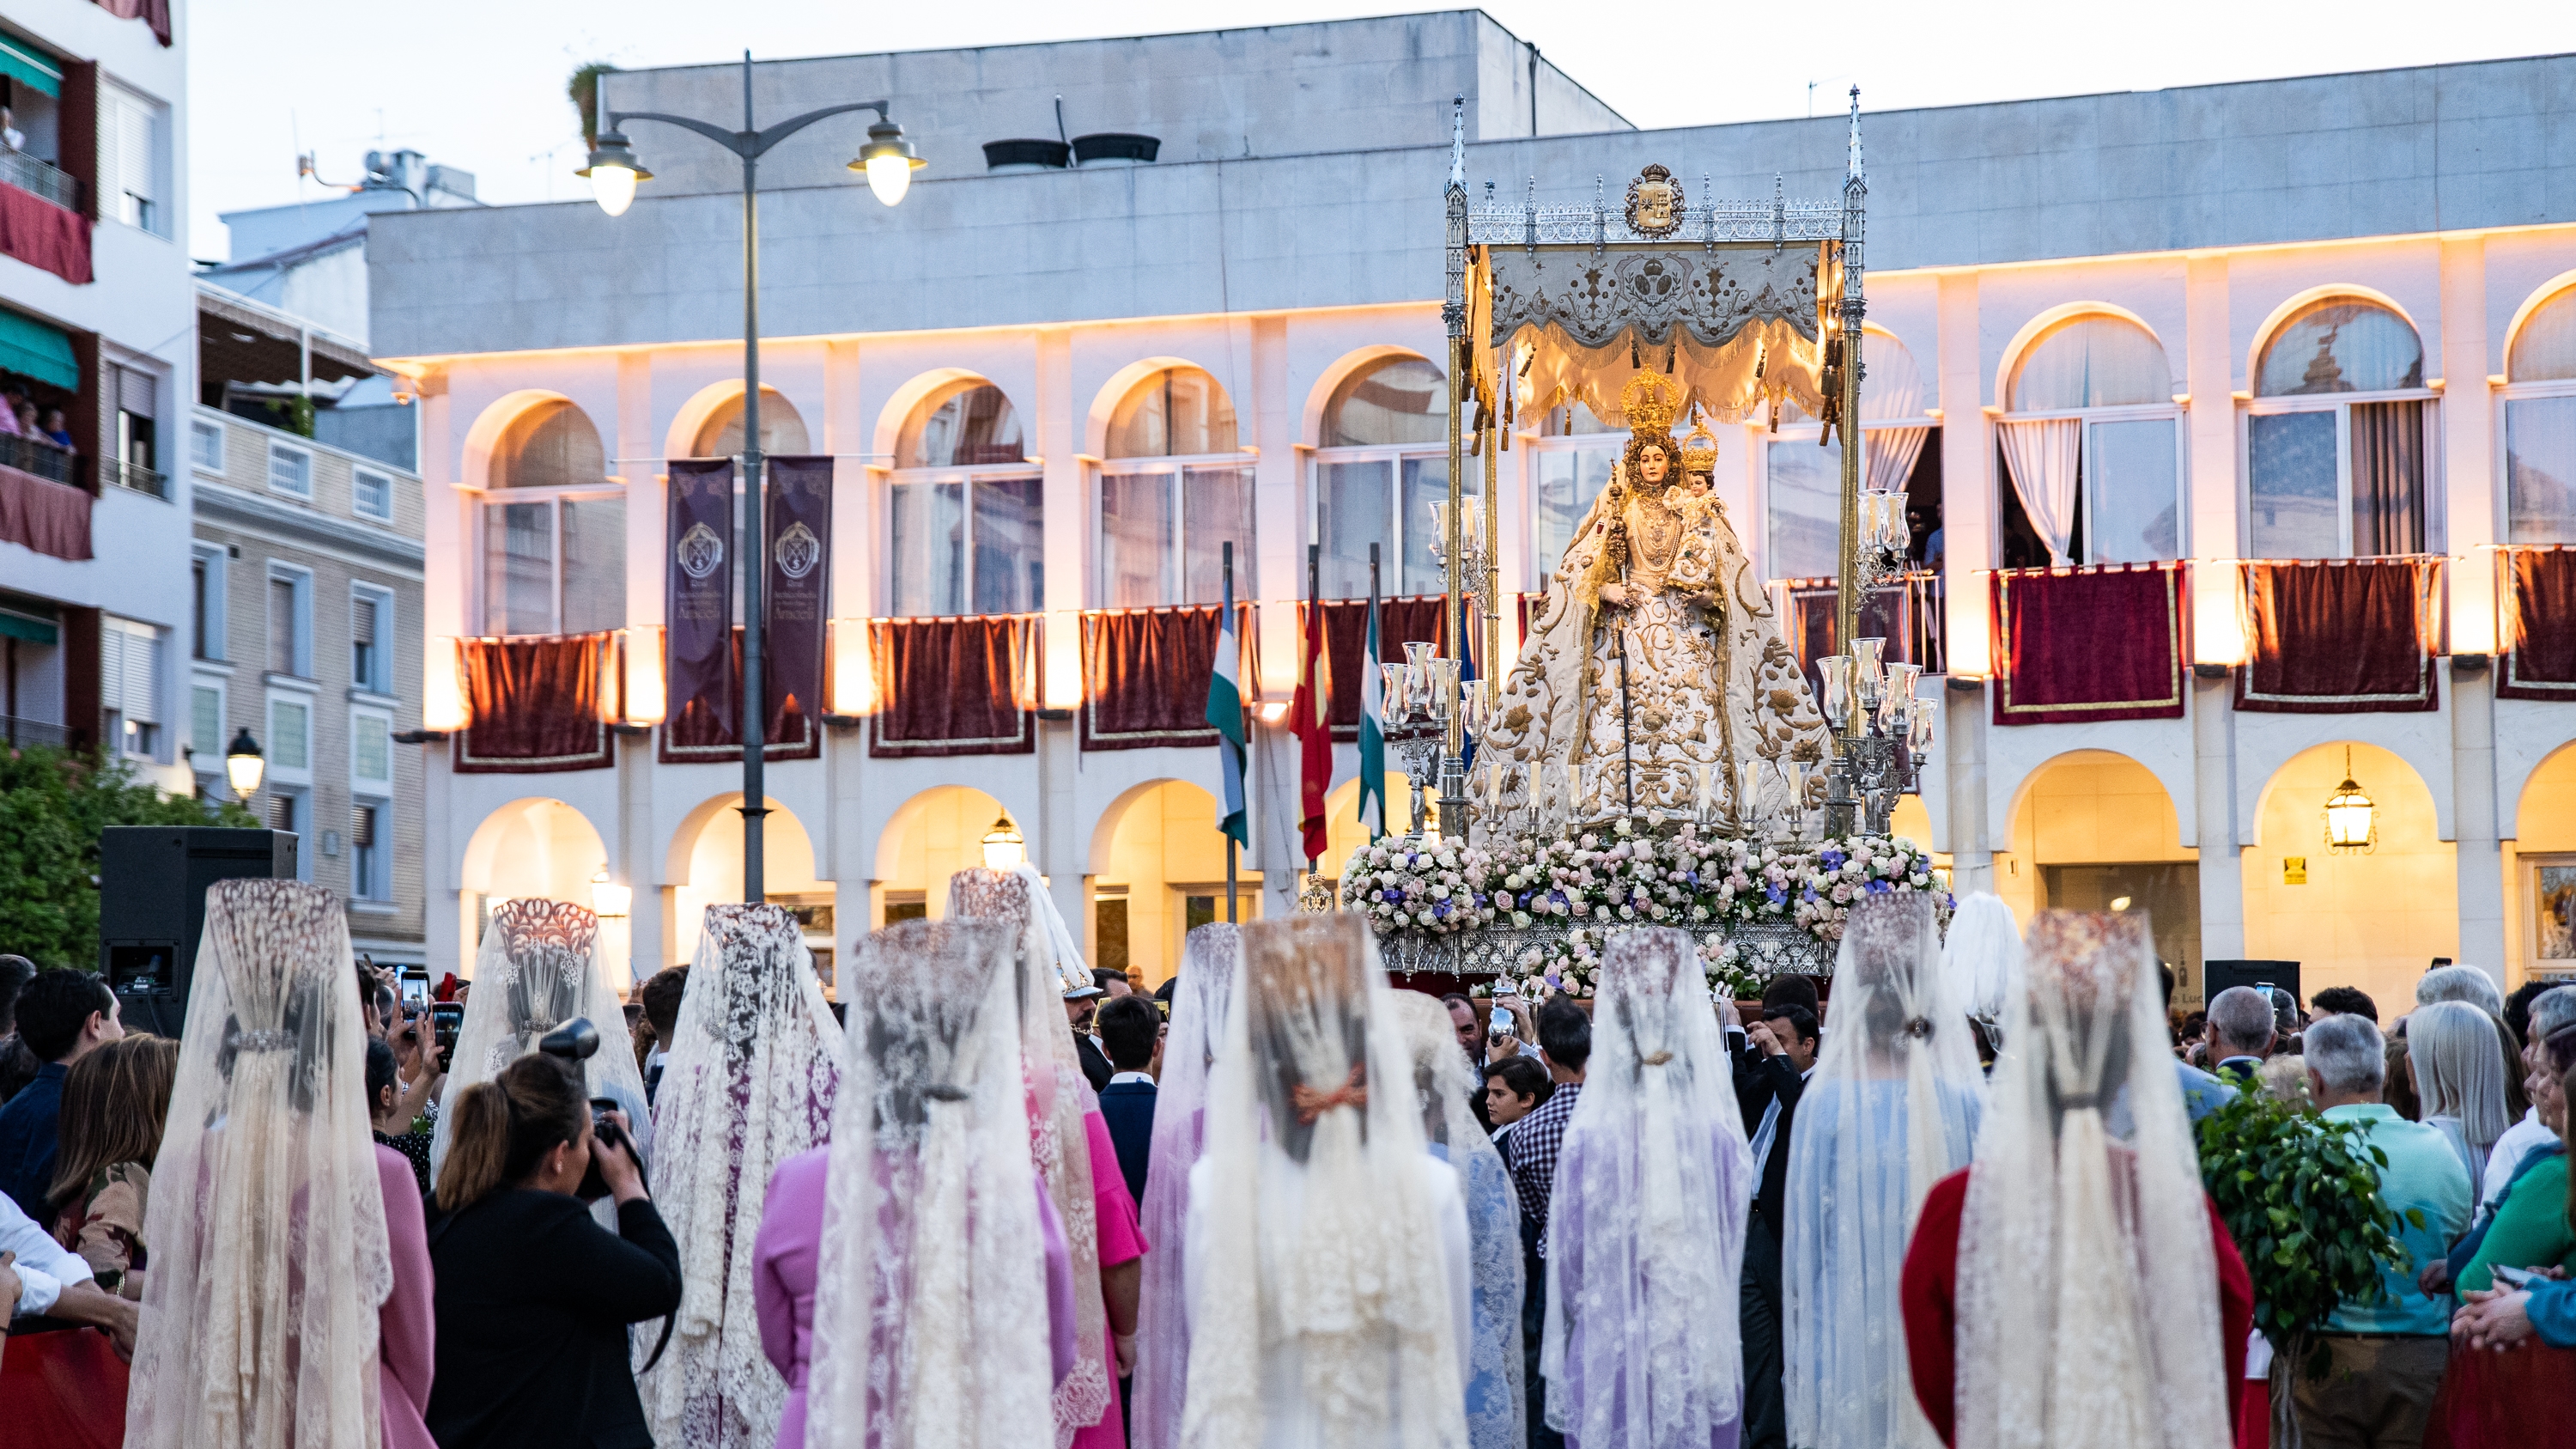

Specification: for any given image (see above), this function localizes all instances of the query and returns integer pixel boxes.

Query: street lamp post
[580,52,921,902]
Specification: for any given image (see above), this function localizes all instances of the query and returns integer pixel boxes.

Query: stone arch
[1084,356,1236,460]
[1993,302,2169,410]
[2243,741,2453,1011]
[663,380,811,462]
[1088,777,1243,986]
[2245,283,2423,391]
[1301,344,1439,448]
[461,388,597,490]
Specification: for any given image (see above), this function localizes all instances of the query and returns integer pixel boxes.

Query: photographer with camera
[422,1038,680,1449]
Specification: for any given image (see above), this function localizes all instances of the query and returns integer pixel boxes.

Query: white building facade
[372,13,2576,1011]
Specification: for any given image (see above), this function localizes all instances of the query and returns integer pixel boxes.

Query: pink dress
[756,1148,1079,1449]
[374,1144,437,1449]
[1072,1111,1151,1449]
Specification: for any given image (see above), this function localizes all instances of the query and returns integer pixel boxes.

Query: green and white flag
[1207,570,1248,846]
[1357,581,1386,839]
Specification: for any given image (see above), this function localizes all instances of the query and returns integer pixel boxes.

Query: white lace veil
[1943,892,2025,1044]
[804,917,1054,1449]
[1183,913,1467,1449]
[431,898,653,1184]
[128,880,393,1449]
[947,864,1110,1446]
[1540,925,1753,1449]
[1954,910,2229,1449]
[1784,892,1985,1449]
[1389,992,1529,1449]
[640,904,845,1449]
[1133,922,1242,1449]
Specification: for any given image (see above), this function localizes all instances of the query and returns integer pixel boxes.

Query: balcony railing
[101,455,166,499]
[2,715,71,748]
[0,432,79,486]
[0,149,82,212]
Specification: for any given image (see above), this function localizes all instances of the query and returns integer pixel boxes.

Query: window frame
[1095,449,1259,608]
[351,465,394,522]
[2239,384,2442,560]
[265,437,313,499]
[349,796,392,904]
[471,483,627,637]
[1761,413,1946,581]
[1990,399,2190,567]
[265,563,313,679]
[2497,371,2576,546]
[1307,440,1455,599]
[189,416,226,476]
[880,460,1044,618]
[191,542,227,661]
[263,685,314,788]
[349,703,394,795]
[349,582,395,695]
[188,679,225,778]
[1519,434,1621,591]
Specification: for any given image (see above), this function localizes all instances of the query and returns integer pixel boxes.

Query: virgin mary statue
[1484,372,1829,832]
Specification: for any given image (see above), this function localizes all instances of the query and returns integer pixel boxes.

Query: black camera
[537,1018,641,1202]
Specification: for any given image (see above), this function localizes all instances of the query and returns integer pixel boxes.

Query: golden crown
[1680,417,1719,476]
[1621,371,1680,436]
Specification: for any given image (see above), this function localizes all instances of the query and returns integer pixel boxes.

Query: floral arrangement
[1340,819,1949,999]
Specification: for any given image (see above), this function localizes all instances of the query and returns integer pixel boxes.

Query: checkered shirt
[1505,1081,1582,1258]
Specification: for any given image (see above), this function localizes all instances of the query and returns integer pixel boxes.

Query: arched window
[886,380,1041,616]
[2248,297,2433,558]
[2505,287,2576,543]
[480,399,623,636]
[1523,393,1619,590]
[1099,367,1250,606]
[1991,314,2181,568]
[1311,356,1449,598]
[1763,329,1941,580]
[690,386,810,460]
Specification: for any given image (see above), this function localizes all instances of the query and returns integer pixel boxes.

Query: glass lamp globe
[981,813,1026,871]
[2322,746,2378,855]
[224,727,264,799]
[589,867,632,919]
[576,130,653,218]
[852,119,925,207]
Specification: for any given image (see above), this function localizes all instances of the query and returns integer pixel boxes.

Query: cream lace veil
[1390,992,1529,1449]
[431,898,653,1182]
[639,904,844,1448]
[1953,910,2228,1449]
[1133,922,1242,1449]
[947,864,1110,1446]
[803,917,1054,1449]
[1540,925,1753,1449]
[1783,892,1985,1449]
[129,880,393,1449]
[1183,913,1467,1449]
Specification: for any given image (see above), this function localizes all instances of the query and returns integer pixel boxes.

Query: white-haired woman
[2409,999,2512,1201]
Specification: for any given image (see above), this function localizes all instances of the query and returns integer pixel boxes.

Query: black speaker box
[2202,959,2301,1003]
[98,826,300,1036]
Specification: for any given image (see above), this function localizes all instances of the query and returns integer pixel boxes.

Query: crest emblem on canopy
[774,521,822,581]
[1624,163,1686,238]
[676,521,725,580]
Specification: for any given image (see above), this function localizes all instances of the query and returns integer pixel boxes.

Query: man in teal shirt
[2295,1013,2474,1449]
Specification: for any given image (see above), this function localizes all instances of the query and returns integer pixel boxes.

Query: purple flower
[1801,886,1820,904]
[1864,878,1893,894]
[1820,849,1848,871]
[1764,882,1788,906]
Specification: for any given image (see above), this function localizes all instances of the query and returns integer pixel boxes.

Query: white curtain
[1865,427,1929,497]
[1998,418,2083,567]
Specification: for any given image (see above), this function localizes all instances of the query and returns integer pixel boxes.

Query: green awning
[0,611,58,645]
[0,38,62,100]
[0,308,76,391]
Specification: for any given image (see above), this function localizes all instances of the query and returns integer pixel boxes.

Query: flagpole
[1224,541,1237,924]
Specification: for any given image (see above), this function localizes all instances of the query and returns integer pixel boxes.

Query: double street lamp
[577,52,922,902]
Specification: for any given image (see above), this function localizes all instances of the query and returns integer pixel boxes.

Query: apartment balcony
[0,149,82,213]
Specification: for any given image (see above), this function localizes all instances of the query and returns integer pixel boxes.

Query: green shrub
[0,746,255,968]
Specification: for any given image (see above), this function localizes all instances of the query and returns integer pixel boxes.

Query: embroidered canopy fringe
[454,630,617,772]
[2498,546,2576,698]
[866,613,1039,757]
[1080,604,1254,751]
[1989,563,2189,726]
[2235,557,2443,714]
[1475,242,1835,427]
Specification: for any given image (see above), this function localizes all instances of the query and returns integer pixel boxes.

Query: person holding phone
[423,1051,681,1449]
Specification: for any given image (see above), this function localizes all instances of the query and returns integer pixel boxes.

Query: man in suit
[1094,994,1160,1203]
[1727,998,1820,1449]
[1066,978,1113,1092]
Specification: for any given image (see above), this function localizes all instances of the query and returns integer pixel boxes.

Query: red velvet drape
[0,183,92,285]
[1990,563,2189,726]
[0,462,92,559]
[1311,596,1450,740]
[2236,558,2439,714]
[453,632,615,773]
[866,614,1037,758]
[88,0,173,44]
[2500,546,2576,699]
[1079,605,1252,751]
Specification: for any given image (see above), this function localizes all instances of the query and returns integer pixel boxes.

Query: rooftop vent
[982,139,1072,174]
[1071,133,1159,167]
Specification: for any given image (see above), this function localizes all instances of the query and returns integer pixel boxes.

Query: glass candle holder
[1817,654,1853,731]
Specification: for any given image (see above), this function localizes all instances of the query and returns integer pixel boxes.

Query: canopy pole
[1834,89,1869,744]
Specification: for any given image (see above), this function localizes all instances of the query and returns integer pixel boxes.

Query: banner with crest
[762,456,831,757]
[662,458,736,758]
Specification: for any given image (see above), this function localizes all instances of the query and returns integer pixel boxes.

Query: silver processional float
[1309,92,1953,998]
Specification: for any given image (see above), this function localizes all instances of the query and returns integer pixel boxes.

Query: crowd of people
[0,879,2573,1449]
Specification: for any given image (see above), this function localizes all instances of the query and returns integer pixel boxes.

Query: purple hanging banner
[662,458,737,754]
[763,456,831,758]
